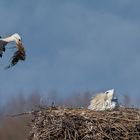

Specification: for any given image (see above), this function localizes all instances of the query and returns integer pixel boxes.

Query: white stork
[88,89,119,111]
[0,33,26,69]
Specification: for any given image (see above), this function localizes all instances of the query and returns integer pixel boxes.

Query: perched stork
[88,89,119,111]
[0,33,26,69]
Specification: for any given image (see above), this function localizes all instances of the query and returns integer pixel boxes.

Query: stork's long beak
[16,40,24,49]
[19,40,23,45]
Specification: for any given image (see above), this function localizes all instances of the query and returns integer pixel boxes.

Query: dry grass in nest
[28,106,140,140]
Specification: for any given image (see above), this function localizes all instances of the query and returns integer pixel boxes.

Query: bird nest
[28,106,140,140]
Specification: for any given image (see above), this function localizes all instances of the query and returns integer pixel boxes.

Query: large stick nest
[28,107,140,140]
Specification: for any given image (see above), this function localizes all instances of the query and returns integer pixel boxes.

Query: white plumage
[0,33,26,68]
[88,89,119,111]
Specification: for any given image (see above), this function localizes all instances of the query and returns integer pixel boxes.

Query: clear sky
[0,0,140,103]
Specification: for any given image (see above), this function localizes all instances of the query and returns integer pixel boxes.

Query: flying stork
[0,33,26,69]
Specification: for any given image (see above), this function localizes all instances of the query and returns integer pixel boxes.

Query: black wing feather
[5,47,26,69]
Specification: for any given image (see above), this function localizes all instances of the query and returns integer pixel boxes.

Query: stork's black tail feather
[0,40,7,58]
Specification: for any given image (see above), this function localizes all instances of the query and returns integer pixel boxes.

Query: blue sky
[0,0,140,103]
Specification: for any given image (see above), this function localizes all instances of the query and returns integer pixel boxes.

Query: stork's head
[12,33,22,43]
[105,89,114,99]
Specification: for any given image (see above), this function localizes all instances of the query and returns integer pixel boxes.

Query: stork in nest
[88,89,119,111]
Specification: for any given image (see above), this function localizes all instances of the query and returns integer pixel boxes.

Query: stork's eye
[19,39,21,41]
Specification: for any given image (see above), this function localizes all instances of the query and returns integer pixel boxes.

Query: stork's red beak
[16,40,24,49]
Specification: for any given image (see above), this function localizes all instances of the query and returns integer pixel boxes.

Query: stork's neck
[2,36,16,43]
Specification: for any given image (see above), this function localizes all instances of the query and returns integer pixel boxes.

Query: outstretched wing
[5,43,26,69]
[0,40,7,57]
